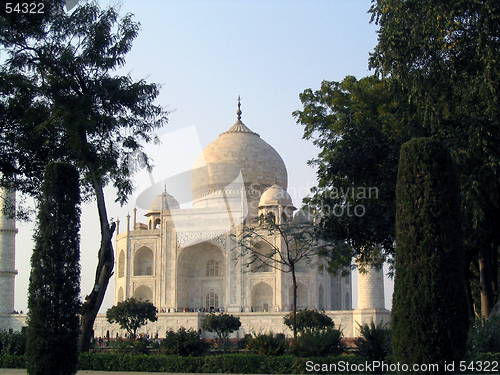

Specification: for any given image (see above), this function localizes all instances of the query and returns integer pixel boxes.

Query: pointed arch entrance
[251,282,273,312]
[177,241,225,310]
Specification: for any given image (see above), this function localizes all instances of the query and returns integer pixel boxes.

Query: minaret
[357,261,385,310]
[0,188,18,314]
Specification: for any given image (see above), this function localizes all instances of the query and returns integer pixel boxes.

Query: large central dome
[191,101,288,211]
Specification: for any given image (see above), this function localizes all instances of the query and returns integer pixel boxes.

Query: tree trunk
[479,256,494,319]
[78,167,115,352]
[291,266,298,339]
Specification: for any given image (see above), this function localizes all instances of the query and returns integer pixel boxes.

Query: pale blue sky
[15,0,393,313]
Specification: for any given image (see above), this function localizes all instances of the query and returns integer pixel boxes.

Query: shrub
[468,316,500,355]
[72,352,377,373]
[106,298,158,339]
[354,321,391,361]
[128,338,151,355]
[26,162,81,375]
[0,354,26,369]
[283,309,334,334]
[0,330,27,355]
[160,327,209,356]
[237,333,252,349]
[246,332,287,355]
[291,326,344,357]
[201,313,241,351]
[394,138,469,371]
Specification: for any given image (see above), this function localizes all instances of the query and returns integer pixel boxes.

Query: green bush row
[75,351,500,374]
[0,353,377,373]
[0,354,26,368]
[0,330,27,356]
[77,353,370,374]
[2,352,500,373]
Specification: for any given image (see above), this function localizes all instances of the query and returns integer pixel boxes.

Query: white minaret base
[357,265,385,310]
[354,262,389,335]
[0,188,18,314]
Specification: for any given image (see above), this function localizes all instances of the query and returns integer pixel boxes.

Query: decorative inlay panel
[176,231,227,250]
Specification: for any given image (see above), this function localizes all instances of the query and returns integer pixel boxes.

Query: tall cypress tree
[26,162,81,375]
[393,138,468,373]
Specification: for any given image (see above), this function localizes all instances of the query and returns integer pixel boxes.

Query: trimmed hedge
[0,354,26,368]
[2,352,499,373]
[77,353,370,374]
[394,138,468,371]
[0,330,27,356]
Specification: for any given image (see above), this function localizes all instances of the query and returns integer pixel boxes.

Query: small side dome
[293,207,314,223]
[148,191,180,213]
[258,183,293,208]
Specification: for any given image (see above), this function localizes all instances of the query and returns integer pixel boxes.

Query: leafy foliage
[294,75,413,272]
[0,1,168,202]
[201,313,241,351]
[237,334,252,349]
[468,316,500,355]
[354,321,391,362]
[106,298,158,339]
[369,0,500,318]
[283,309,333,334]
[393,138,469,372]
[290,327,344,357]
[26,162,81,375]
[0,1,168,351]
[74,352,371,373]
[160,327,209,356]
[245,332,287,356]
[0,330,27,356]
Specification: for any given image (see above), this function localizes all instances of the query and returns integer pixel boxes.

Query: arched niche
[117,287,124,303]
[289,282,308,310]
[134,285,153,302]
[295,259,310,273]
[134,246,154,276]
[177,241,225,309]
[118,250,125,278]
[290,242,311,273]
[250,241,273,273]
[251,282,273,312]
[345,292,351,310]
[318,284,325,310]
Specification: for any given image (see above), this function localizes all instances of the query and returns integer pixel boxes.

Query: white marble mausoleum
[0,101,389,338]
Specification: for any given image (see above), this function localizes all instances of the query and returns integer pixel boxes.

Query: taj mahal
[0,100,389,338]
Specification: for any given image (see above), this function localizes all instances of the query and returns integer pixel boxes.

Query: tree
[369,0,500,318]
[293,75,413,273]
[0,1,168,351]
[106,298,157,339]
[26,162,81,375]
[233,211,336,339]
[201,313,241,351]
[393,138,469,372]
[283,308,334,334]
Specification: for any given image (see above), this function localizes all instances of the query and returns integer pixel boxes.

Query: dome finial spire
[222,96,259,136]
[236,95,242,121]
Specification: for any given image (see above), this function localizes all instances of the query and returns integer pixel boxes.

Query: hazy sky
[13,0,393,313]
